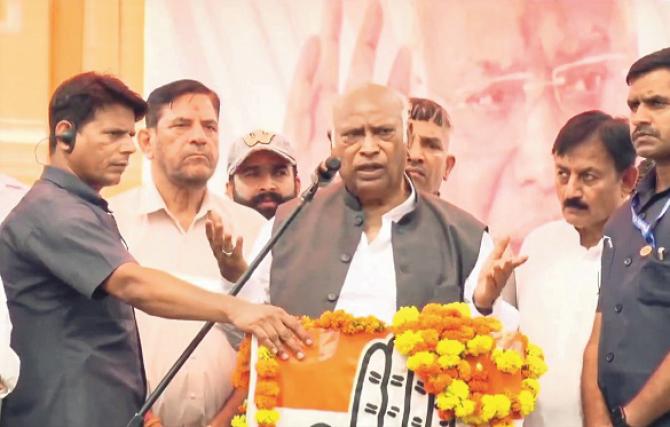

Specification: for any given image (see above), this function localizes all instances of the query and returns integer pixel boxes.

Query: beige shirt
[110,184,266,427]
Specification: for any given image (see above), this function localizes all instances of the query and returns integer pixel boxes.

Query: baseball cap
[227,129,297,176]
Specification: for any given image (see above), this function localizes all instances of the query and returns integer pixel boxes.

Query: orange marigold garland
[231,304,547,426]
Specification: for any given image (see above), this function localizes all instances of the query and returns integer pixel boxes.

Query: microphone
[313,156,341,184]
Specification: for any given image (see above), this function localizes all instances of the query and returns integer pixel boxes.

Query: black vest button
[354,214,364,226]
[340,253,352,263]
[605,352,615,363]
[327,293,338,302]
[614,304,623,313]
[623,257,632,266]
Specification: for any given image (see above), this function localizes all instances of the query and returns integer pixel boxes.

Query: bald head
[330,83,409,206]
[332,84,407,139]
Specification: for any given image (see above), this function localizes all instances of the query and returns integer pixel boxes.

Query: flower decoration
[231,303,547,426]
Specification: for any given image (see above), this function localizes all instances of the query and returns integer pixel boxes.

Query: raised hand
[283,0,413,184]
[474,236,528,311]
[205,210,247,282]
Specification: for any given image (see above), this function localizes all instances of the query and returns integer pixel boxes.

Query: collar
[383,175,417,223]
[41,166,109,211]
[633,165,670,212]
[138,182,215,221]
[341,174,417,220]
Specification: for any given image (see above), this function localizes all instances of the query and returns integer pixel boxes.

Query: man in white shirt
[515,111,637,426]
[0,174,26,406]
[110,80,266,427]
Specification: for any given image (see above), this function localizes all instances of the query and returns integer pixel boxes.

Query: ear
[621,165,639,195]
[226,179,234,198]
[54,120,75,152]
[443,155,456,181]
[137,128,154,159]
[295,175,302,193]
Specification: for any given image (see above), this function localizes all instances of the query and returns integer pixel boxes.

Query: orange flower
[233,336,252,390]
[256,380,280,397]
[255,394,279,409]
[257,358,279,378]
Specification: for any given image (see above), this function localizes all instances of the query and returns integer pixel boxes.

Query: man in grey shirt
[0,72,310,427]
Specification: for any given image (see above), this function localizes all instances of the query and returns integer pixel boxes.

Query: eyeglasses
[452,53,628,116]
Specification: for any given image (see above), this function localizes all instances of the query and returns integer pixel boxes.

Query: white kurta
[516,220,601,427]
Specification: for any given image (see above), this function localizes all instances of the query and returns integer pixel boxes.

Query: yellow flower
[392,306,420,328]
[407,351,436,371]
[492,348,523,373]
[255,409,280,425]
[438,354,461,368]
[257,346,275,361]
[454,398,476,417]
[492,422,515,427]
[230,414,247,427]
[527,342,544,358]
[466,335,494,356]
[436,339,465,356]
[445,302,471,317]
[479,395,498,421]
[526,354,548,378]
[518,389,536,415]
[522,378,541,397]
[395,330,424,355]
[436,391,458,410]
[447,379,470,400]
[492,394,511,417]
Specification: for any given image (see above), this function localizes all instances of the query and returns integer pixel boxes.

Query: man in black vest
[582,47,670,427]
[232,83,524,325]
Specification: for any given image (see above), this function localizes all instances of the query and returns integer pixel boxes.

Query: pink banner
[146,0,670,245]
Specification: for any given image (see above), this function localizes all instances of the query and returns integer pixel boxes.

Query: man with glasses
[225,130,300,219]
[415,0,636,249]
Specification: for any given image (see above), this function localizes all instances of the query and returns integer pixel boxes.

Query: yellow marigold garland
[231,305,547,426]
[392,302,547,425]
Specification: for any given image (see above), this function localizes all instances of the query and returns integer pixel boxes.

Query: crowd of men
[1,46,670,427]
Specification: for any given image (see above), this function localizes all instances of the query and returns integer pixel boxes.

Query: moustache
[250,191,288,206]
[563,198,589,211]
[632,125,660,140]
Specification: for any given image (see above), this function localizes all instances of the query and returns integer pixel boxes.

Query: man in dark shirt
[0,72,309,427]
[582,47,670,427]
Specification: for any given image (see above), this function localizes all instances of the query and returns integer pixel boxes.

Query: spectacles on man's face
[452,53,628,116]
[448,53,628,152]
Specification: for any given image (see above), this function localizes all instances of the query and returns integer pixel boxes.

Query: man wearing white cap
[226,130,300,219]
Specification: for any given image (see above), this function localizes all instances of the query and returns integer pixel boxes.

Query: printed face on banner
[416,0,635,246]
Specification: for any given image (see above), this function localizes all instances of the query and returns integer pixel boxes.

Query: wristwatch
[610,405,631,427]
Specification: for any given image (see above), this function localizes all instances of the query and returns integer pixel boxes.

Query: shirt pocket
[638,257,670,306]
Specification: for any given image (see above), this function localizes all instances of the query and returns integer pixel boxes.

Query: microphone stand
[126,160,339,427]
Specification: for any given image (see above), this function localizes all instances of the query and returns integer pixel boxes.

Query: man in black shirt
[0,72,309,427]
[582,47,670,427]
